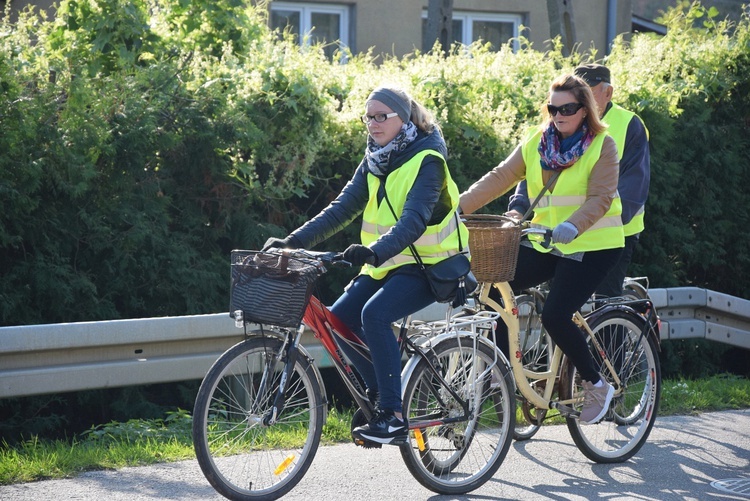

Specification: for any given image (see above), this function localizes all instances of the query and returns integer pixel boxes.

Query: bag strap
[381,186,463,270]
[520,171,561,223]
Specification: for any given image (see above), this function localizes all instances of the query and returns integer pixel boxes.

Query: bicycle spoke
[561,309,661,463]
[400,336,514,494]
[193,337,324,500]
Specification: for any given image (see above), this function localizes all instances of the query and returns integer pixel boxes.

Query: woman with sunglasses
[264,86,469,445]
[459,74,624,424]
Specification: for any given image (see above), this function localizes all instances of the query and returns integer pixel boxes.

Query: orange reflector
[273,454,295,475]
[414,429,425,451]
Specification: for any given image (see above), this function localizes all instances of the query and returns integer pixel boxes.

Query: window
[270,2,350,59]
[422,11,523,52]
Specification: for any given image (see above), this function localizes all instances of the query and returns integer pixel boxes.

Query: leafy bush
[1,0,749,443]
[606,3,750,296]
[3,1,750,325]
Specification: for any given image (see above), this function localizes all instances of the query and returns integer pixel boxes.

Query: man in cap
[507,63,651,299]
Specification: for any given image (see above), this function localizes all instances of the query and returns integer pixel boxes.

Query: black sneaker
[352,409,408,445]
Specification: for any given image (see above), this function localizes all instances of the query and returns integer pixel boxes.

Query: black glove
[262,235,302,251]
[342,244,376,266]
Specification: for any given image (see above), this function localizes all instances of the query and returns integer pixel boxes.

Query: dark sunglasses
[546,102,584,117]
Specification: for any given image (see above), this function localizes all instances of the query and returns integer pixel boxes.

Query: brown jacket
[459,135,619,235]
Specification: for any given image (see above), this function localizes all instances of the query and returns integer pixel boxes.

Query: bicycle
[463,214,662,463]
[192,248,516,500]
[512,275,657,441]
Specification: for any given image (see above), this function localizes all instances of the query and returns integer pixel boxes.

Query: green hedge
[1,0,750,325]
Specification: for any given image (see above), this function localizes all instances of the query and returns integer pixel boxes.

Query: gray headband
[366,88,411,123]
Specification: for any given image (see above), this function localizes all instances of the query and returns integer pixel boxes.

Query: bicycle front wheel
[192,336,325,501]
[560,309,661,463]
[400,336,515,494]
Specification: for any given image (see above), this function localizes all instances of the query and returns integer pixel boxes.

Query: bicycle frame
[475,280,657,414]
[301,295,376,421]
[296,293,500,429]
[475,281,563,410]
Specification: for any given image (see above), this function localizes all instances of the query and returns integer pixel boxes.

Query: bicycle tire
[560,309,661,463]
[193,336,325,501]
[513,292,553,441]
[400,336,515,494]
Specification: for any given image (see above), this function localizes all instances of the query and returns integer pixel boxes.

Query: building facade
[264,0,635,58]
[6,0,636,58]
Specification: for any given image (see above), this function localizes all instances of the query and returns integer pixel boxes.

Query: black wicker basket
[229,250,321,328]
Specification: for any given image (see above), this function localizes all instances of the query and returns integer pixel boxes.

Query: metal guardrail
[651,287,750,350]
[1,287,748,399]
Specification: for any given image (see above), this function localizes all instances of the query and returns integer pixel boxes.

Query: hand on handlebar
[342,244,377,266]
[551,221,578,244]
[262,235,301,252]
[521,226,553,249]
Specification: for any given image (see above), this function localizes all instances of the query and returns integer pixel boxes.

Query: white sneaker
[580,378,614,424]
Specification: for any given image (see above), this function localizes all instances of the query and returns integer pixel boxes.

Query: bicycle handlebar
[522,226,554,249]
[261,247,355,268]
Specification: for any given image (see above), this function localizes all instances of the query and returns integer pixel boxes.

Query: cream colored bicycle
[512,274,657,441]
[464,214,662,462]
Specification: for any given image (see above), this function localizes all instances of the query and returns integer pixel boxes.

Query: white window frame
[270,2,350,53]
[422,10,523,52]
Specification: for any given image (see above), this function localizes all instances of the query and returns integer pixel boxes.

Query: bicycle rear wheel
[513,292,553,441]
[560,309,661,463]
[400,336,515,494]
[193,336,325,501]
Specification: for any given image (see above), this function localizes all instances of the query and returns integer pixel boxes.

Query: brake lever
[542,230,553,249]
[332,253,375,267]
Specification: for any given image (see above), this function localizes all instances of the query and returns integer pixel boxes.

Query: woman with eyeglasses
[264,86,469,445]
[459,74,624,424]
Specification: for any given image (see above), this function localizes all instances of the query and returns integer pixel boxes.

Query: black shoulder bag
[382,190,477,307]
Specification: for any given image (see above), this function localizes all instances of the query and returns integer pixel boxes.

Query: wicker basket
[463,214,522,283]
[229,250,321,328]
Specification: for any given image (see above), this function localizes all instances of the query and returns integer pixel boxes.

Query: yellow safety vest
[360,149,468,280]
[522,128,624,254]
[604,103,649,237]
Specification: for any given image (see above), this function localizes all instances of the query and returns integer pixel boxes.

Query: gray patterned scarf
[365,122,418,176]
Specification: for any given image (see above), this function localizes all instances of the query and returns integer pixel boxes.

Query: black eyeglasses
[360,112,399,124]
[546,102,584,117]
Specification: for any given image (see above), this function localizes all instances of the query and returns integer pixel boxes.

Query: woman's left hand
[552,221,578,244]
[343,244,377,266]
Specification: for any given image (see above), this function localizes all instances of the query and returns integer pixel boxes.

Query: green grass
[1,375,748,486]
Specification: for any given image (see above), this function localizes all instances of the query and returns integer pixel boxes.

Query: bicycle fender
[400,331,513,399]
[586,304,660,350]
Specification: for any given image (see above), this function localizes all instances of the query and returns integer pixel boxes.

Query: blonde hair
[540,74,607,136]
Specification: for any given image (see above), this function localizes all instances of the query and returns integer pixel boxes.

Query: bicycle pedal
[353,437,382,449]
[550,401,580,418]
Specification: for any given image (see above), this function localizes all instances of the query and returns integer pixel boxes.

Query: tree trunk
[547,0,577,56]
[425,0,453,55]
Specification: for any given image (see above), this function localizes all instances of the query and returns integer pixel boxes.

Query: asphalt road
[2,409,749,501]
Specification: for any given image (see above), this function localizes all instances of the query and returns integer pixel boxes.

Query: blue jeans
[330,268,435,413]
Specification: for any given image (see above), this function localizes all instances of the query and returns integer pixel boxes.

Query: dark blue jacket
[291,128,451,265]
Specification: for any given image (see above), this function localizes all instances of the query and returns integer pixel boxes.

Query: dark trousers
[493,244,622,383]
[595,234,639,297]
[330,270,436,413]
